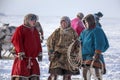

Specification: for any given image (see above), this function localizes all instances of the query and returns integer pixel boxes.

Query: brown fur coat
[47,27,78,70]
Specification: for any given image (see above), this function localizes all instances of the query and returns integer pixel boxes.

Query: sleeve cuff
[95,50,101,54]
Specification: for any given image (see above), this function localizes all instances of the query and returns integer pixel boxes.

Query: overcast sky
[0,0,120,18]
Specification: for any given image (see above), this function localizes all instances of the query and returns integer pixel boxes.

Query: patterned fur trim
[12,74,40,79]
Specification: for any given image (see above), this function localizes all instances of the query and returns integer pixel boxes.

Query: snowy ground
[0,15,120,80]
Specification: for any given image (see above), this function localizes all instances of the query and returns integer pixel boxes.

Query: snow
[0,15,120,80]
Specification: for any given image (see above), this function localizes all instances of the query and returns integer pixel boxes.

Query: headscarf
[77,12,84,20]
[60,16,71,27]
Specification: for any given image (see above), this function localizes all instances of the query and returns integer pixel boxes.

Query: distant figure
[94,12,103,27]
[11,13,42,80]
[80,14,109,80]
[35,22,44,43]
[71,12,85,36]
[77,12,84,20]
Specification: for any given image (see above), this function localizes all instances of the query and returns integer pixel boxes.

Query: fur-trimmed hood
[60,16,71,27]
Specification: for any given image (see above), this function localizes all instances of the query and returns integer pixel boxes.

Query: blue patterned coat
[79,26,109,63]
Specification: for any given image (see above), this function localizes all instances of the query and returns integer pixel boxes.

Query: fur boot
[29,76,39,80]
[63,75,71,80]
[11,77,28,80]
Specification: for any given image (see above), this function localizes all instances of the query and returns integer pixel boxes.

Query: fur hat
[24,13,38,26]
[77,12,84,19]
[94,12,103,18]
[60,16,71,27]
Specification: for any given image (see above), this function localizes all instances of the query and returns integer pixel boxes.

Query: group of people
[10,12,109,80]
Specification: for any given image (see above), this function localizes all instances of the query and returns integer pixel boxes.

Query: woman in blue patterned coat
[79,14,109,80]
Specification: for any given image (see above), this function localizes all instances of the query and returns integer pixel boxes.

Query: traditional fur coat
[47,27,78,70]
[11,25,42,78]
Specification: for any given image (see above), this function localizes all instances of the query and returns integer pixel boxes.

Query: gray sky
[0,0,120,18]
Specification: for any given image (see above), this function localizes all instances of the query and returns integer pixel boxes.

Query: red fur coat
[11,25,42,77]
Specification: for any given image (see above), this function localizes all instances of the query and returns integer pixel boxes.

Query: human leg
[29,76,40,80]
[63,74,71,80]
[11,77,28,80]
[48,74,57,80]
[82,66,91,80]
[91,68,102,80]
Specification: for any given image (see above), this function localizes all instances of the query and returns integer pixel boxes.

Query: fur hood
[60,16,71,27]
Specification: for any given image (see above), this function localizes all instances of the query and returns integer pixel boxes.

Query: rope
[27,57,33,69]
[13,54,34,69]
[67,40,82,72]
[90,59,104,74]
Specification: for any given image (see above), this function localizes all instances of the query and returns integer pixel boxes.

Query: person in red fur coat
[11,13,42,80]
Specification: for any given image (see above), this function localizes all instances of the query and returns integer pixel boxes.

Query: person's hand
[54,51,61,59]
[38,52,42,61]
[93,50,101,61]
[40,35,44,43]
[48,52,54,61]
[93,53,100,61]
[18,52,25,60]
[41,35,44,40]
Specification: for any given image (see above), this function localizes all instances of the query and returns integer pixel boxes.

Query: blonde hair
[24,13,38,27]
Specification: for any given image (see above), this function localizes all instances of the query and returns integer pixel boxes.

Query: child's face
[29,20,36,27]
[84,20,89,29]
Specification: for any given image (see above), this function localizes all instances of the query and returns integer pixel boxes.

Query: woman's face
[61,20,68,29]
[84,20,89,29]
[28,20,36,27]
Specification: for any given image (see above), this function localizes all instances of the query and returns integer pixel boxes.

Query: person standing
[11,13,42,80]
[35,22,44,43]
[80,14,109,80]
[47,16,80,80]
[94,12,103,27]
[71,12,85,36]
